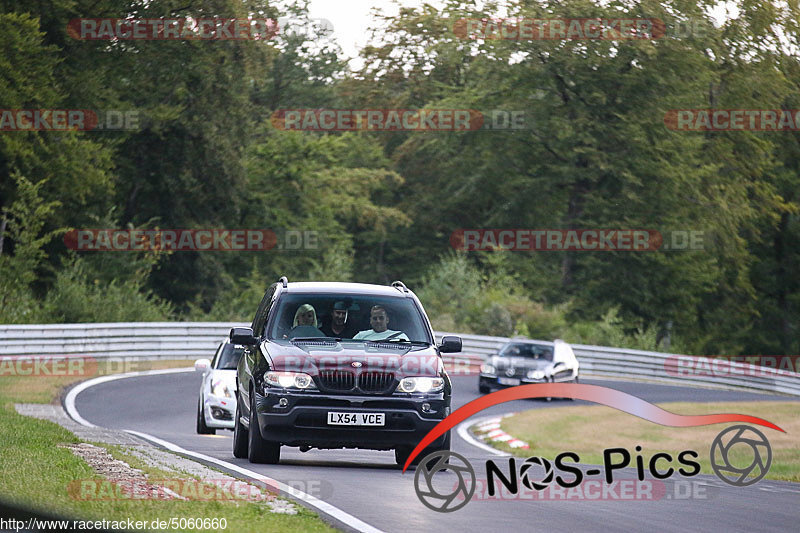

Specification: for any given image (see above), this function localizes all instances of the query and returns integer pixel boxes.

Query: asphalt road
[73,374,800,532]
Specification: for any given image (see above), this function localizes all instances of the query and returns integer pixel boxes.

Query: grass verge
[0,359,337,532]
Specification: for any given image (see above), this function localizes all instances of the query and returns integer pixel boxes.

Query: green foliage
[40,255,174,323]
[0,175,64,323]
[416,253,684,350]
[0,0,798,359]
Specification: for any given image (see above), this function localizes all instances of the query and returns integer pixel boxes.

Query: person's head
[293,304,317,327]
[332,301,348,326]
[369,305,389,333]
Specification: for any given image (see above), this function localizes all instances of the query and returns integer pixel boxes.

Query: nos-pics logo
[414,425,772,512]
[404,385,782,513]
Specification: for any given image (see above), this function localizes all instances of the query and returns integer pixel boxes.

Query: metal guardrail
[1,323,798,396]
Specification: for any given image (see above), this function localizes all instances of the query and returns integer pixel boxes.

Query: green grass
[481,401,800,482]
[0,361,338,532]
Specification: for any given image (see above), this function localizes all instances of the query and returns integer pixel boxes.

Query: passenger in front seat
[353,305,409,341]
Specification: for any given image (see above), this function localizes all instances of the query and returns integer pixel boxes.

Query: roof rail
[278,276,288,288]
[391,280,409,293]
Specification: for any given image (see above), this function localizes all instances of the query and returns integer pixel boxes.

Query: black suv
[230,277,462,466]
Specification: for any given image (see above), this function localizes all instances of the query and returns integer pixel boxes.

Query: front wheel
[478,383,490,394]
[196,398,215,435]
[248,391,281,464]
[232,395,248,458]
[567,376,579,400]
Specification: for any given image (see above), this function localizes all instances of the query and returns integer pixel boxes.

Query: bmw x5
[230,277,462,466]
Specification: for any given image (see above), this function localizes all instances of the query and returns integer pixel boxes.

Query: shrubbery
[416,253,683,352]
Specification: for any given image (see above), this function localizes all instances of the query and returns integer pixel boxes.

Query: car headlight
[397,376,444,393]
[211,380,233,398]
[480,364,496,375]
[527,370,545,380]
[265,371,317,389]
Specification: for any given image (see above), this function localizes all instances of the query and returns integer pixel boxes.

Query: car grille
[317,370,395,394]
[498,366,527,378]
[358,372,394,393]
[318,370,355,391]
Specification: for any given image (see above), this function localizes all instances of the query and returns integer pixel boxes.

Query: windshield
[499,343,554,361]
[267,293,432,343]
[215,344,244,370]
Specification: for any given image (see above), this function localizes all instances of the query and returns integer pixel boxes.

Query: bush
[40,256,174,323]
[416,252,687,351]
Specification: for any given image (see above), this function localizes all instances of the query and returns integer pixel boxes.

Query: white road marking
[63,367,385,533]
[126,430,384,533]
[64,367,195,427]
[456,414,510,456]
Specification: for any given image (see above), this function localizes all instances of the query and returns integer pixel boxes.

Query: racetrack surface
[73,374,800,533]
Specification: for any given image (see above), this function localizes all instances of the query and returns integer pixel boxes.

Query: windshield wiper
[289,337,342,342]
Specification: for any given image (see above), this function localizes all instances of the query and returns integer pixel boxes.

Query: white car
[195,340,243,434]
[478,339,580,397]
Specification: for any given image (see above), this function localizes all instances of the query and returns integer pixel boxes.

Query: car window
[215,344,244,370]
[267,293,432,343]
[253,284,278,339]
[499,343,554,361]
[210,343,223,368]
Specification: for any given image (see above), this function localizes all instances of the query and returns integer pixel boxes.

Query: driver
[353,305,409,341]
[288,303,324,338]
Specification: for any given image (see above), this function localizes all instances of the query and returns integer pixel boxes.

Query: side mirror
[439,336,462,353]
[194,358,211,371]
[230,327,257,345]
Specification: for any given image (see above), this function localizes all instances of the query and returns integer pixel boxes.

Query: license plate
[498,377,521,386]
[327,412,385,426]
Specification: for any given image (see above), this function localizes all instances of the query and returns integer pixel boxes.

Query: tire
[248,390,281,464]
[232,394,248,459]
[196,398,215,435]
[478,383,490,394]
[567,376,579,400]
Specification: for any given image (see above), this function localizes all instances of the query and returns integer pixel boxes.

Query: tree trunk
[775,212,791,353]
[0,214,7,256]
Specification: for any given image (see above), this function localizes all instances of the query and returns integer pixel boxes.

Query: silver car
[478,339,579,395]
[195,340,243,434]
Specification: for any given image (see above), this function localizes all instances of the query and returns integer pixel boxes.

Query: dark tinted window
[267,293,431,343]
[215,344,244,370]
[499,343,553,361]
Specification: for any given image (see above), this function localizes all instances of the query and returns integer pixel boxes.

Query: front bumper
[203,394,236,429]
[479,371,576,390]
[251,389,449,450]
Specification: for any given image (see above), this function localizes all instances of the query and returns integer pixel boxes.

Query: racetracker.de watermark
[665,355,800,377]
[451,17,710,40]
[450,229,706,251]
[67,478,333,501]
[0,356,98,378]
[67,18,279,40]
[460,478,713,502]
[0,110,140,131]
[0,356,166,378]
[270,109,530,131]
[63,229,320,251]
[270,354,479,376]
[665,109,800,131]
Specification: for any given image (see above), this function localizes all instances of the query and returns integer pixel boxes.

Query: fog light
[421,402,431,413]
[278,398,289,408]
[210,407,233,421]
